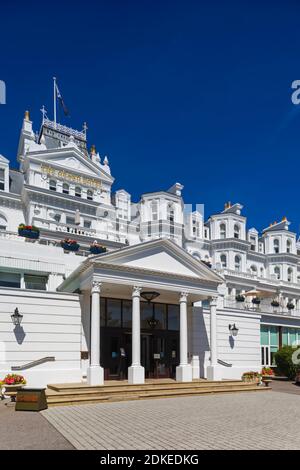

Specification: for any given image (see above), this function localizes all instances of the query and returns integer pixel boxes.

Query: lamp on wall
[229,323,239,337]
[11,308,23,327]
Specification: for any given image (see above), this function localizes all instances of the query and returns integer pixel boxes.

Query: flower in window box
[271,300,280,308]
[235,294,245,302]
[89,242,107,255]
[18,224,40,239]
[252,297,261,305]
[287,302,295,310]
[60,238,80,252]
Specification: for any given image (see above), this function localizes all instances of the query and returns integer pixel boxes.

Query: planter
[89,246,107,255]
[18,229,39,240]
[236,295,245,302]
[61,242,80,252]
[252,298,261,305]
[271,301,280,308]
[287,303,295,310]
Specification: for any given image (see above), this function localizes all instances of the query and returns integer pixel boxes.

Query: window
[24,274,48,291]
[234,255,241,272]
[53,213,61,223]
[288,267,293,283]
[62,183,69,195]
[250,265,257,275]
[151,201,158,221]
[250,236,256,251]
[260,267,264,278]
[274,239,279,254]
[220,254,227,268]
[83,220,91,229]
[122,300,132,328]
[274,266,281,280]
[49,180,57,191]
[234,224,240,239]
[220,223,226,239]
[287,239,292,253]
[167,203,175,223]
[75,186,82,198]
[106,299,121,327]
[154,304,167,330]
[0,272,21,288]
[0,169,5,191]
[87,190,93,201]
[66,216,75,226]
[282,327,300,347]
[261,325,279,366]
[141,302,153,329]
[168,304,180,330]
[0,213,7,231]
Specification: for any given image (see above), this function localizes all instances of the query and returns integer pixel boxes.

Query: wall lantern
[229,323,239,337]
[140,291,160,303]
[11,308,23,327]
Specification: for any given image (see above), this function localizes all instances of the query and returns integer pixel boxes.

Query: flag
[55,83,69,116]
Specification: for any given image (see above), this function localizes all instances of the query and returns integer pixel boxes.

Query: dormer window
[0,169,5,191]
[87,190,93,201]
[151,201,158,222]
[220,254,227,268]
[220,223,226,239]
[234,224,240,239]
[49,180,57,191]
[167,203,175,223]
[250,236,256,251]
[274,239,279,254]
[75,186,82,198]
[287,239,292,254]
[63,183,69,195]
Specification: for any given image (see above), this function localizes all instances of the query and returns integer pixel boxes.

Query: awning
[244,289,274,298]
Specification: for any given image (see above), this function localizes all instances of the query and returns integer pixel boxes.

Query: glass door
[261,345,270,366]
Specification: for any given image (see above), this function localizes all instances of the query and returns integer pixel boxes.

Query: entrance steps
[46,379,271,407]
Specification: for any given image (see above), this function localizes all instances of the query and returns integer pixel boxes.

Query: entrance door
[261,345,270,366]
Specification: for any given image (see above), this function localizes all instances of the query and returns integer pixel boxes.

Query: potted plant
[241,371,261,385]
[261,367,274,387]
[60,238,80,252]
[18,224,40,240]
[287,302,295,310]
[1,374,26,402]
[89,242,107,255]
[271,300,280,308]
[236,294,245,302]
[252,297,261,305]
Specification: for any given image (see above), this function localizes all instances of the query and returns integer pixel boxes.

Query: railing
[11,356,55,371]
[224,296,300,317]
[218,268,300,289]
[43,119,86,141]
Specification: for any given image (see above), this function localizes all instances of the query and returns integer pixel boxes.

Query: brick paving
[42,390,300,450]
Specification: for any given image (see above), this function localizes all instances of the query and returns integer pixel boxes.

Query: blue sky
[1,0,300,233]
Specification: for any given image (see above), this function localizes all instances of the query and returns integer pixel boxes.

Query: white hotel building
[0,111,300,387]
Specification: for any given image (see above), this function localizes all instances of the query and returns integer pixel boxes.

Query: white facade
[1,111,300,386]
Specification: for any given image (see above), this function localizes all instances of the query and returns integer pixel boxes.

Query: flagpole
[53,76,57,128]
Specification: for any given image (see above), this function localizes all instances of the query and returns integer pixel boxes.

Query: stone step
[46,382,270,407]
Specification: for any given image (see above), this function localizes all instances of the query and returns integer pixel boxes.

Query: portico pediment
[91,239,224,284]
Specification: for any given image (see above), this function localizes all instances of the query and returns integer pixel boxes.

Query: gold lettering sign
[41,164,101,190]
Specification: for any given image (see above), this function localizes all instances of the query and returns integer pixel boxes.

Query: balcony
[218,268,300,290]
[224,295,300,317]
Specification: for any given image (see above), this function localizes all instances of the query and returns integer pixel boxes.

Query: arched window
[234,224,240,239]
[234,255,241,272]
[167,203,175,223]
[250,265,257,274]
[87,190,93,201]
[75,186,82,198]
[288,267,293,283]
[260,267,264,278]
[0,213,7,231]
[151,201,158,221]
[220,223,226,239]
[220,254,227,268]
[287,239,292,253]
[62,183,69,195]
[274,266,281,280]
[274,239,279,254]
[49,180,57,191]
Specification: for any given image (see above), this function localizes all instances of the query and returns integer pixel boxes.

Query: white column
[87,281,104,385]
[176,292,192,382]
[128,286,145,384]
[207,296,221,381]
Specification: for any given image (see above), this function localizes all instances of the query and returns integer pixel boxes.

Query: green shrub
[274,346,300,379]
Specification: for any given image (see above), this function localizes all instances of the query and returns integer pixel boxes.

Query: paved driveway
[42,391,300,450]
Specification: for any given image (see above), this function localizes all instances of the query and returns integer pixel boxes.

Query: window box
[271,300,280,308]
[60,239,80,252]
[287,302,295,310]
[18,224,40,240]
[235,295,245,302]
[89,244,107,255]
[252,297,261,305]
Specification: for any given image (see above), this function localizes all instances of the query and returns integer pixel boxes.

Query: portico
[58,239,224,385]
